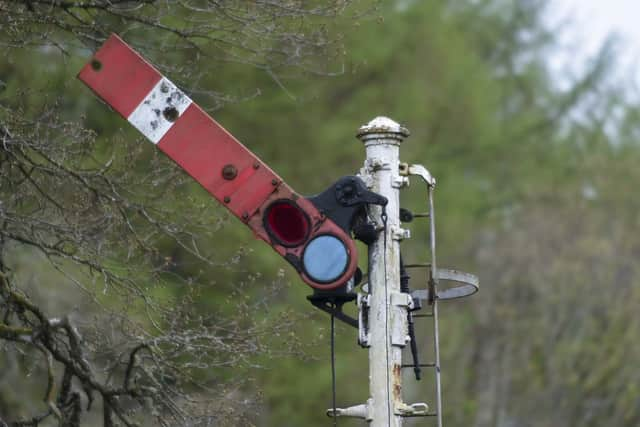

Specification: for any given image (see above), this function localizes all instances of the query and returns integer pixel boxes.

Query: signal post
[358,118,410,427]
[328,118,432,425]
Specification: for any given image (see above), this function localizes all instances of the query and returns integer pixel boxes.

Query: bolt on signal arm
[78,34,366,290]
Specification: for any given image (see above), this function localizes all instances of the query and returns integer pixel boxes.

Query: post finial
[356,116,409,144]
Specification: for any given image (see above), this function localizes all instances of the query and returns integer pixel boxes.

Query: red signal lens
[265,200,310,247]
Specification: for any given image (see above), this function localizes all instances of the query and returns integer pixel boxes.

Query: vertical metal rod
[429,187,443,427]
[357,117,409,427]
[330,312,338,427]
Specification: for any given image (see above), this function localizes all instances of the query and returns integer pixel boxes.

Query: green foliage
[2,0,640,426]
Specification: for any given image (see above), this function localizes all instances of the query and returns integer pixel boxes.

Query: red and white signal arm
[78,34,358,290]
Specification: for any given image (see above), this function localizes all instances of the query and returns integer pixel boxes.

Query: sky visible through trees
[548,0,640,91]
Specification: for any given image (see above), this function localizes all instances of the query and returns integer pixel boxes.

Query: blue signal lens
[302,235,349,283]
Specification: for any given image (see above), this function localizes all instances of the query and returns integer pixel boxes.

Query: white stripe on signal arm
[127,77,192,144]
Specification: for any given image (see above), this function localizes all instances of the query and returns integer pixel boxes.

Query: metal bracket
[391,291,414,309]
[327,398,373,421]
[411,268,479,301]
[307,293,358,328]
[390,291,412,347]
[399,163,436,187]
[328,399,429,420]
[392,174,410,188]
[395,402,430,417]
[391,225,411,241]
[358,293,371,347]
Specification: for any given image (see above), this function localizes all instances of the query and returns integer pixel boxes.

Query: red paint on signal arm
[77,34,358,290]
[78,35,160,117]
[157,103,279,219]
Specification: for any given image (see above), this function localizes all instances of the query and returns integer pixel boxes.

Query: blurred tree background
[1,0,639,426]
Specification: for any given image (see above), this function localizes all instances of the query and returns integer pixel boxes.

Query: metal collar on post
[357,116,410,145]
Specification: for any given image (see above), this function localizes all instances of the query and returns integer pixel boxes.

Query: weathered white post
[357,117,410,427]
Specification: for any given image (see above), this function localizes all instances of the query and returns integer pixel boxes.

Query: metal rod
[412,313,434,318]
[429,186,443,427]
[402,413,439,418]
[404,263,432,269]
[401,363,436,368]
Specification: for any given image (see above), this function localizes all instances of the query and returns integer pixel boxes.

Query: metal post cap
[356,116,409,143]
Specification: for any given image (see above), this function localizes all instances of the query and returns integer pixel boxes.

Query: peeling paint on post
[393,363,402,401]
[357,117,410,427]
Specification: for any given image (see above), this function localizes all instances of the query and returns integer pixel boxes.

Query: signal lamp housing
[302,235,350,284]
[264,200,310,247]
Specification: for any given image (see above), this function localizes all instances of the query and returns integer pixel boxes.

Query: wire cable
[380,206,392,424]
[330,309,338,427]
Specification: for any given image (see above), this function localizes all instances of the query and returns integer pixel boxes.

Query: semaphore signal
[78,34,378,293]
[78,34,479,427]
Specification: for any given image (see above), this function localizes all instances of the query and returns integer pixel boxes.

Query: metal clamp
[399,163,436,187]
[395,402,430,417]
[391,225,411,241]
